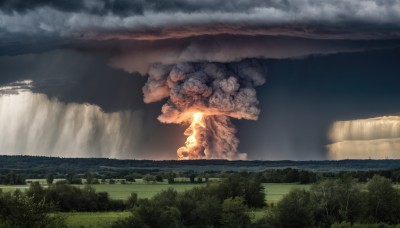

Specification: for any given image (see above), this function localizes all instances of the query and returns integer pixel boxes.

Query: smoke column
[142,60,266,160]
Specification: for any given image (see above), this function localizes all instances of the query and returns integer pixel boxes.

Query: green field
[59,212,130,228]
[83,183,311,202]
[59,210,270,227]
[0,182,311,203]
[84,183,205,199]
[263,183,311,203]
[0,185,30,192]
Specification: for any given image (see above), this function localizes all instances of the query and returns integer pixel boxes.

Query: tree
[366,175,400,223]
[299,170,317,184]
[26,182,45,204]
[276,189,315,228]
[4,171,25,185]
[153,188,178,208]
[155,175,163,182]
[217,174,244,200]
[217,174,265,208]
[46,173,54,185]
[143,175,156,183]
[132,199,182,228]
[127,192,138,209]
[0,190,66,227]
[166,173,176,184]
[221,197,251,228]
[190,196,222,227]
[334,178,366,222]
[125,174,137,182]
[243,177,266,208]
[189,174,196,183]
[65,173,81,184]
[309,178,367,226]
[84,172,96,184]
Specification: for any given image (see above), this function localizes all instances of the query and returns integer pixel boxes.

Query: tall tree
[221,197,251,228]
[366,175,400,223]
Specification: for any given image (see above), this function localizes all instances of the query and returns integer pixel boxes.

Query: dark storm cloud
[104,36,400,74]
[1,0,400,70]
[0,0,341,15]
[0,0,144,15]
[0,50,147,112]
[0,0,400,41]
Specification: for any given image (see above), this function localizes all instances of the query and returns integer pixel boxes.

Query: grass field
[263,183,311,203]
[59,210,270,227]
[59,212,130,228]
[85,183,311,202]
[84,183,205,199]
[0,182,311,203]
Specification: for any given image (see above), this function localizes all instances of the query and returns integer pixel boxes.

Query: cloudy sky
[0,0,400,160]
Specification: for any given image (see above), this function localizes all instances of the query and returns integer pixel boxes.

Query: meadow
[0,181,310,203]
[60,209,267,227]
[58,212,131,228]
[82,182,311,203]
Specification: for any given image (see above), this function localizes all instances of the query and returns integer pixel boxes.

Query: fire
[177,112,207,160]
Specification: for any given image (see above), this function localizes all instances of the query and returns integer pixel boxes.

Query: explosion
[142,60,266,160]
[177,112,206,160]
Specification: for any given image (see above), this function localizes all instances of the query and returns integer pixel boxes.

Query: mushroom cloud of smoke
[142,59,266,160]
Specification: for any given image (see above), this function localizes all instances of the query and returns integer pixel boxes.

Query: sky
[0,0,400,160]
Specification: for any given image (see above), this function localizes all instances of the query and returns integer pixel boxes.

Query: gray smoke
[143,59,266,160]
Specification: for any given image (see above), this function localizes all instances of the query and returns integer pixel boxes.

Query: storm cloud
[1,0,400,160]
[1,0,400,41]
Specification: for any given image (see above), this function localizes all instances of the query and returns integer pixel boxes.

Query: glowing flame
[177,112,207,160]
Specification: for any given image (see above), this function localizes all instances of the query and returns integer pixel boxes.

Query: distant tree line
[3,155,400,180]
[0,171,25,185]
[259,168,318,184]
[3,166,400,187]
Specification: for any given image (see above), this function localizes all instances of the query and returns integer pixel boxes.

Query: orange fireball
[177,112,207,160]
